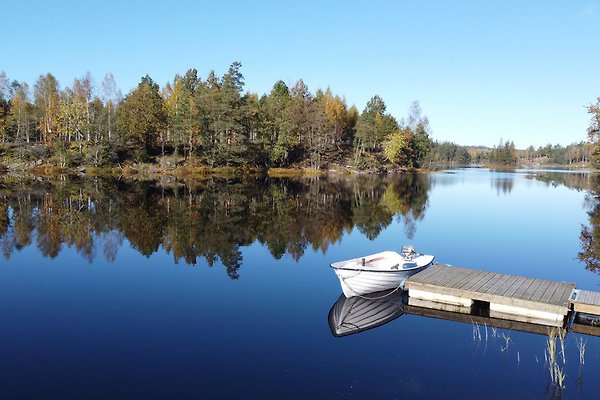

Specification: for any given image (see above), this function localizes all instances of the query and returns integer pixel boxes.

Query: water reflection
[524,170,592,192]
[327,290,406,337]
[579,174,600,273]
[490,174,514,195]
[0,174,431,278]
[328,288,575,338]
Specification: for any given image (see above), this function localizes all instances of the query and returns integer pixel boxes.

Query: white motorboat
[328,289,406,337]
[330,246,434,298]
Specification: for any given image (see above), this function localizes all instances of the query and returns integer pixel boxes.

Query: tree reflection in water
[580,174,600,272]
[0,174,431,278]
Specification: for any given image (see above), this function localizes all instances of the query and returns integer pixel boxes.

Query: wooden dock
[405,264,576,327]
[570,289,600,335]
[571,289,600,315]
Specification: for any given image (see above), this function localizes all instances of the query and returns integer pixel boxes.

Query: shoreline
[0,162,595,179]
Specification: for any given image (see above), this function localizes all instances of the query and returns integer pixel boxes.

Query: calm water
[0,169,599,399]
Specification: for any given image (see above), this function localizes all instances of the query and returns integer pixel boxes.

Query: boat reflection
[328,289,406,337]
[327,290,597,338]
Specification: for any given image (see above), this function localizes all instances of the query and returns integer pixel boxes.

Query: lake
[0,168,598,399]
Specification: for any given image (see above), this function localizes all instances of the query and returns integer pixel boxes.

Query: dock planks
[405,264,576,326]
[572,289,600,315]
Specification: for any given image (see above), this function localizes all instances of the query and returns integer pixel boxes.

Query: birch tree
[101,73,120,141]
[34,73,60,143]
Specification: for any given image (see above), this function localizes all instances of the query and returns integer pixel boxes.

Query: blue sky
[3,0,600,148]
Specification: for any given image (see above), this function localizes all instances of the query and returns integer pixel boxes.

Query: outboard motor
[401,245,416,260]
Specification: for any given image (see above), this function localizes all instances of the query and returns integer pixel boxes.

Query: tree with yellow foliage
[34,73,60,143]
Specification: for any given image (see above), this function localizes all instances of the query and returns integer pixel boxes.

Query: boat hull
[331,251,434,298]
[334,267,426,298]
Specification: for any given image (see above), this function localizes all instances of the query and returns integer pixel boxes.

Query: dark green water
[0,168,598,399]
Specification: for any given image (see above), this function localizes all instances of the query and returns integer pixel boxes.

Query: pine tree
[118,75,166,159]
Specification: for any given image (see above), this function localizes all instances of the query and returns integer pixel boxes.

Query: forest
[431,140,593,166]
[1,64,597,173]
[421,96,600,166]
[0,63,433,172]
